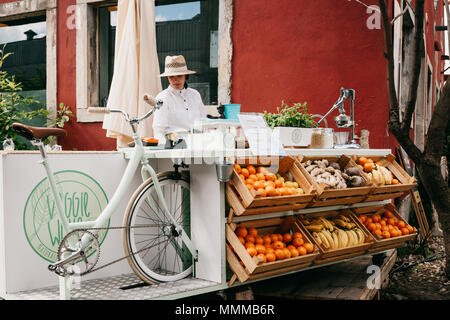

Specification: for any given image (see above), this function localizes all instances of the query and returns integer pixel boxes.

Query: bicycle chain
[60,224,169,276]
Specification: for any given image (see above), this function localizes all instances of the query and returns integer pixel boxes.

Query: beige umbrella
[102,0,162,148]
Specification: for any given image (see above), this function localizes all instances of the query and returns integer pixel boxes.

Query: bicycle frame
[38,111,198,273]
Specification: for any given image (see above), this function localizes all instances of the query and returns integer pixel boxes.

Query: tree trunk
[416,162,450,278]
[378,0,450,278]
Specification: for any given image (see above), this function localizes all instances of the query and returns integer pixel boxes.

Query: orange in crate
[353,204,418,255]
[226,217,320,284]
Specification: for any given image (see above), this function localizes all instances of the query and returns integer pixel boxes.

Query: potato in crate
[295,155,374,207]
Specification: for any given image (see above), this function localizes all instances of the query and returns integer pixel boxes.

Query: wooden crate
[230,156,316,210]
[297,210,375,265]
[352,204,418,254]
[295,155,374,207]
[226,216,320,284]
[226,184,310,216]
[351,154,417,202]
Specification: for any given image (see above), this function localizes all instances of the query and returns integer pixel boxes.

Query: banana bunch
[332,215,357,230]
[366,166,393,185]
[304,217,335,233]
[312,228,366,250]
[306,215,365,250]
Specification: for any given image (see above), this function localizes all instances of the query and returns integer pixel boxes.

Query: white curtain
[102,0,162,148]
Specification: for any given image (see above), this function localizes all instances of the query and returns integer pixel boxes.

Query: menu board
[237,113,286,156]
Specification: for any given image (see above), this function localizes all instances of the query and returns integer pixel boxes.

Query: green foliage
[44,103,75,144]
[263,101,318,129]
[0,46,74,149]
[0,47,48,150]
[49,103,75,129]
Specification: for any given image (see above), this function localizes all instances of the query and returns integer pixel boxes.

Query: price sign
[237,113,286,156]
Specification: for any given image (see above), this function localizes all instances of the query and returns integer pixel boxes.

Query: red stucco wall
[231,0,398,150]
[56,0,116,151]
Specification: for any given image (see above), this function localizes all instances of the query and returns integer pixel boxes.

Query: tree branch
[391,0,413,25]
[379,0,400,125]
[401,0,425,133]
[379,0,423,164]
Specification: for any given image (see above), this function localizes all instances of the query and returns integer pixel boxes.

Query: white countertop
[120,147,392,160]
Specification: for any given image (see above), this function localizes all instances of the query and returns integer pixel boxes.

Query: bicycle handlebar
[87,94,163,124]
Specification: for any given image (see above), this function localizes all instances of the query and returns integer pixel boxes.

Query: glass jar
[310,128,325,148]
[322,128,334,149]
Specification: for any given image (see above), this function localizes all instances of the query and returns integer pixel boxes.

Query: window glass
[0,18,46,127]
[0,20,46,91]
[101,0,218,106]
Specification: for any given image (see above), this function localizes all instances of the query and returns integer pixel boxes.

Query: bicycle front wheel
[122,171,192,284]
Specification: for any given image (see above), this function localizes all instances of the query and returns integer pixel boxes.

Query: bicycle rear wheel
[122,171,192,284]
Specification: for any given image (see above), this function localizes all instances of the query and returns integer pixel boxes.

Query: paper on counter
[237,113,286,157]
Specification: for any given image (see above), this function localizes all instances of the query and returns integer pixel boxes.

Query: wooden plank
[314,250,367,265]
[358,249,397,300]
[230,158,316,209]
[309,195,367,207]
[297,211,374,260]
[227,208,234,224]
[290,160,317,195]
[297,155,375,203]
[226,184,310,216]
[277,156,295,175]
[226,225,258,273]
[354,153,417,196]
[236,217,285,229]
[228,273,237,286]
[250,251,397,300]
[226,245,249,283]
[247,261,314,282]
[364,192,405,202]
[226,217,320,280]
[353,204,419,252]
[395,147,430,241]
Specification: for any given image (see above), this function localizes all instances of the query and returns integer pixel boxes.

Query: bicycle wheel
[122,171,192,284]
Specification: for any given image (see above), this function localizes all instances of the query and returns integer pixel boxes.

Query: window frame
[0,0,58,123]
[76,0,234,123]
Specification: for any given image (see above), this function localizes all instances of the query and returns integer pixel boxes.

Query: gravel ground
[381,236,450,300]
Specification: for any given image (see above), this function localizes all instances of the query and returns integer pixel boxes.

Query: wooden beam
[0,0,56,18]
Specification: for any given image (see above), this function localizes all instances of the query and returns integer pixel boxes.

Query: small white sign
[237,113,286,156]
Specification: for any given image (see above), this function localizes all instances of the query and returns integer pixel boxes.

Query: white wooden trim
[46,7,58,122]
[218,0,233,105]
[0,0,56,17]
[76,3,100,122]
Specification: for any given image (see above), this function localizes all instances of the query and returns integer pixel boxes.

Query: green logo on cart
[23,170,109,263]
[291,129,302,144]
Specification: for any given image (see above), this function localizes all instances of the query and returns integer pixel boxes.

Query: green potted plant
[263,101,318,147]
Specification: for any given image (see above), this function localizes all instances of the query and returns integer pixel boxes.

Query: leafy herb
[263,101,318,129]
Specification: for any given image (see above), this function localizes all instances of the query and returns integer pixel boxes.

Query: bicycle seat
[12,123,67,140]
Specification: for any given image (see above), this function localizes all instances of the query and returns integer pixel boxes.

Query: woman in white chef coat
[152,55,207,145]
